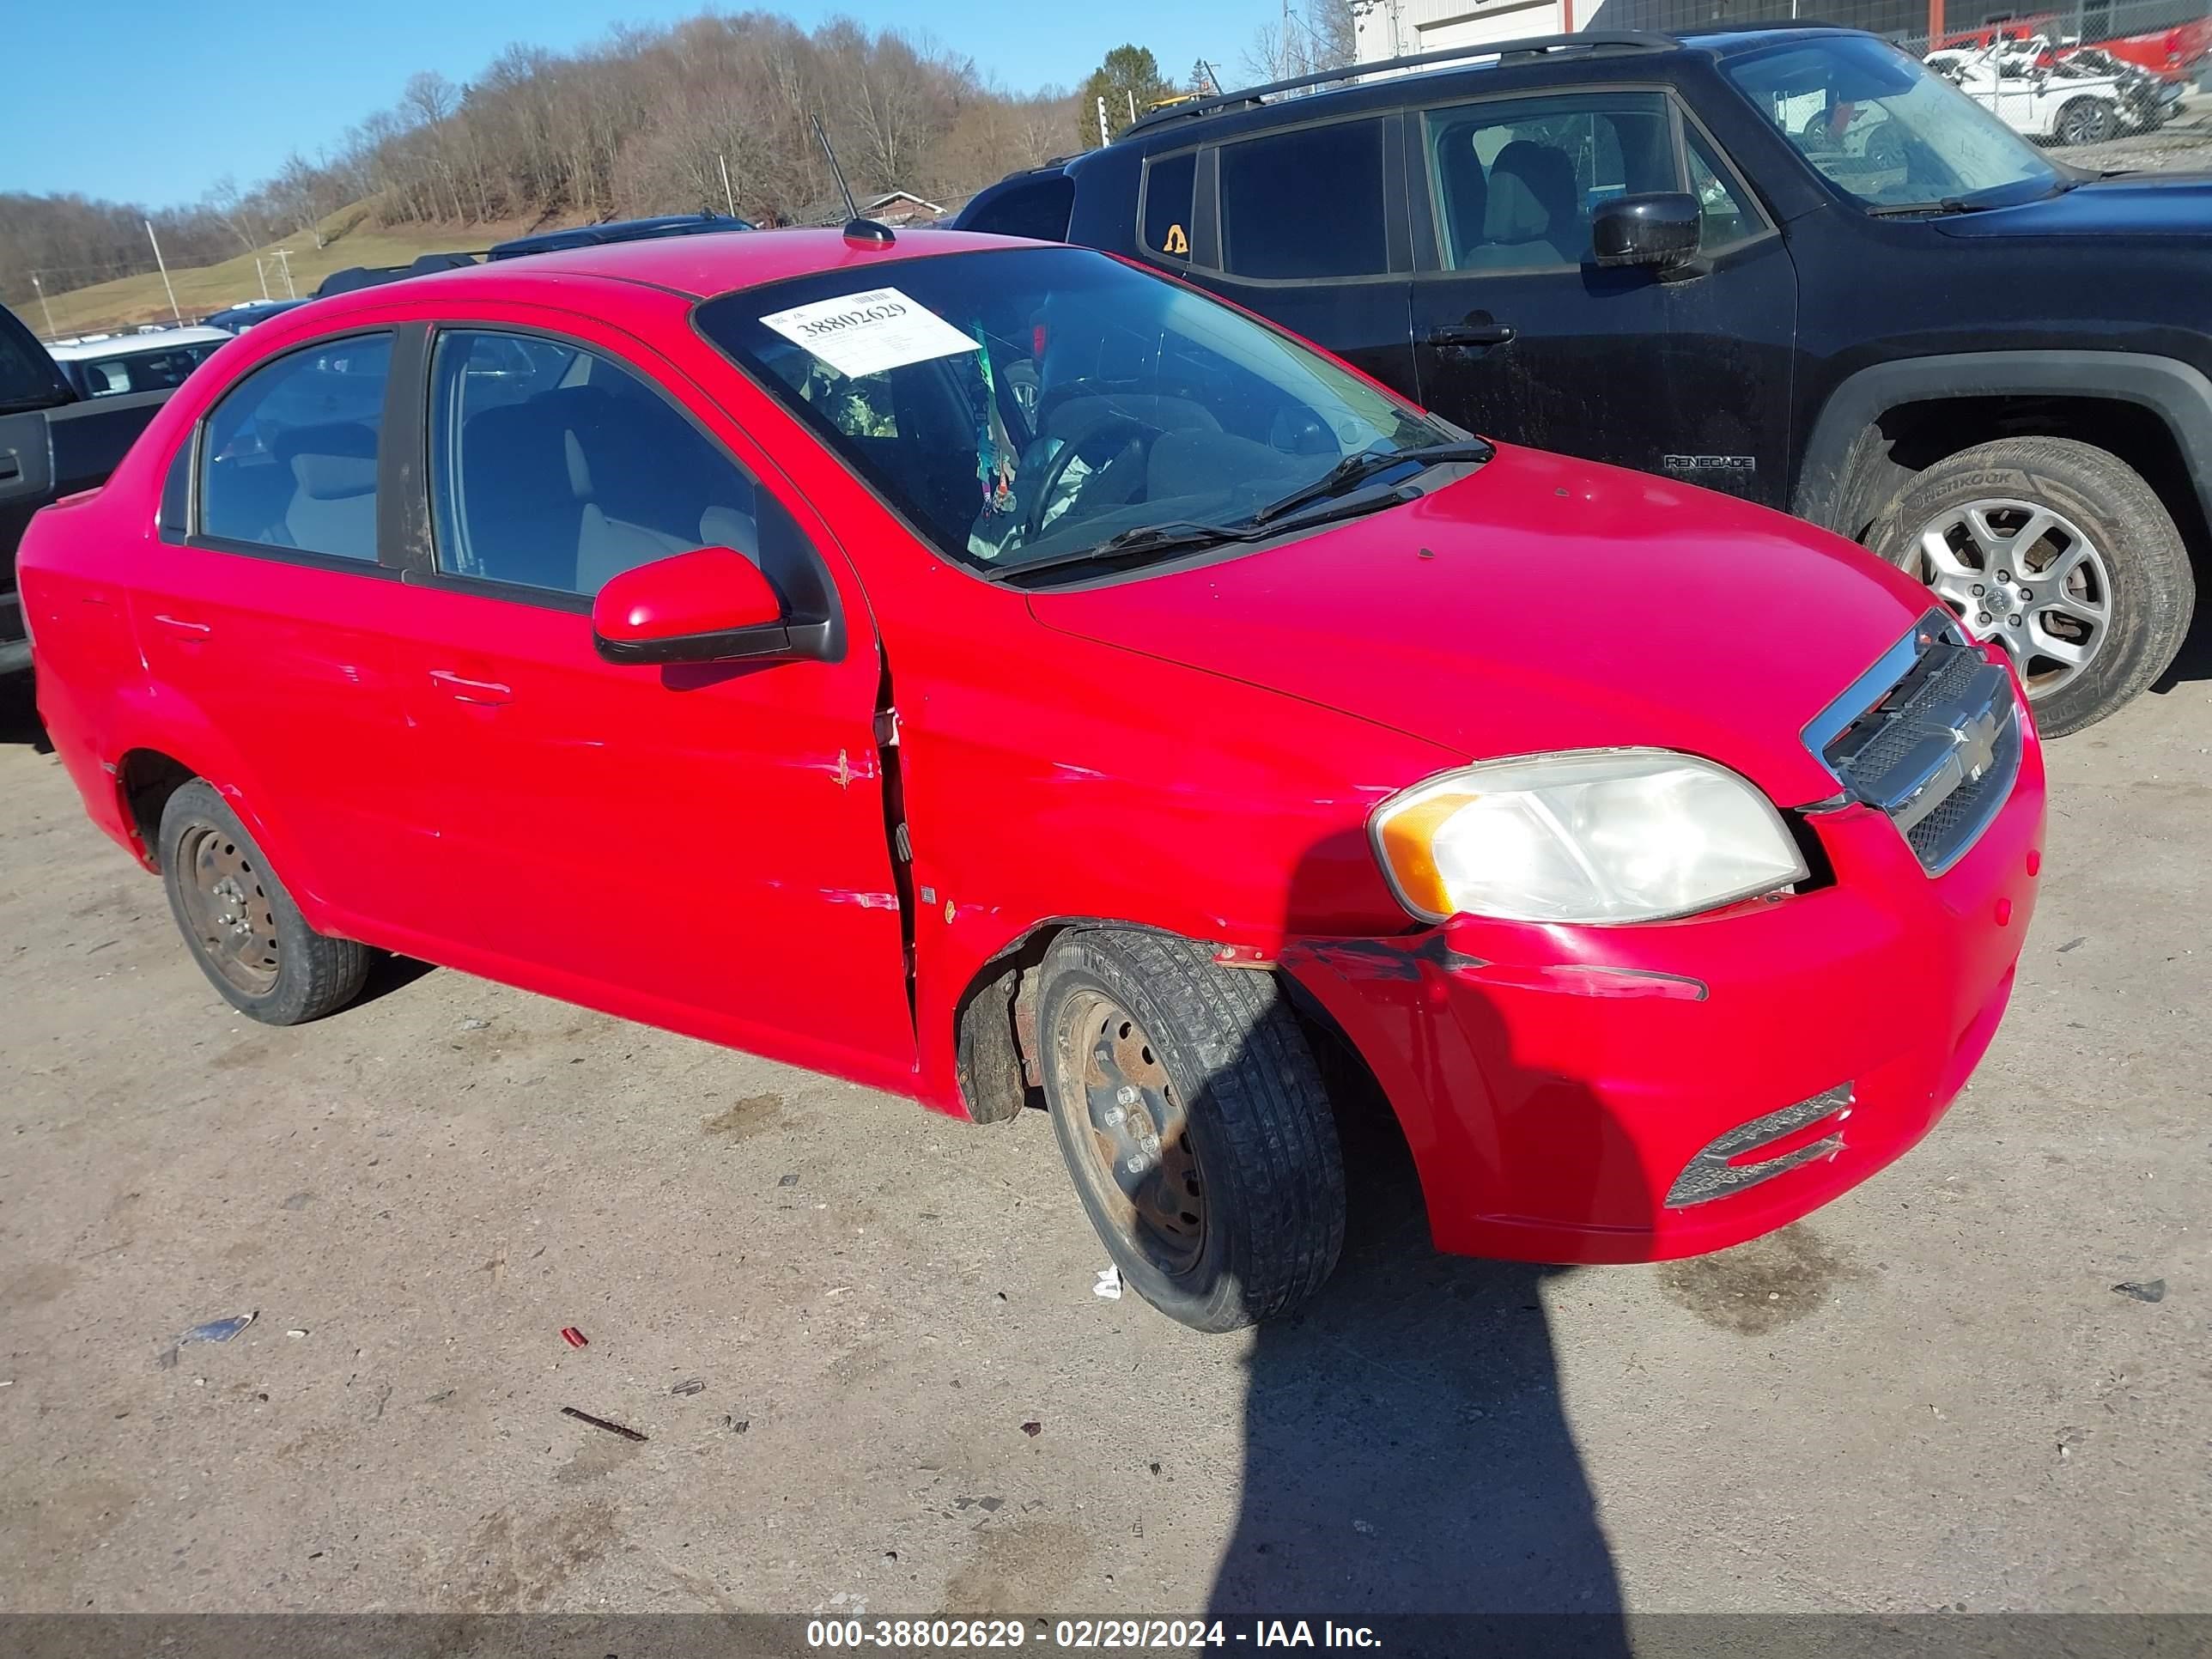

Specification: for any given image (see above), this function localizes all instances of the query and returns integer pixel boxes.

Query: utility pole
[144,221,184,325]
[719,153,737,218]
[1097,94,1109,145]
[30,273,56,338]
[256,257,270,301]
[1127,88,1138,125]
[273,248,295,299]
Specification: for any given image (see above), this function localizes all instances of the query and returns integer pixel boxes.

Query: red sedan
[18,228,2044,1331]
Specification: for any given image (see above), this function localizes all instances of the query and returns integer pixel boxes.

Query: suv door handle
[1423,322,1517,349]
[429,668,513,706]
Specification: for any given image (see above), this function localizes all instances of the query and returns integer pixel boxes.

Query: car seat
[1480,140,1583,264]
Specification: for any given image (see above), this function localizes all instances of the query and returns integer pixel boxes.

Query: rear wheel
[1869,436,2195,738]
[158,781,369,1024]
[1036,930,1344,1333]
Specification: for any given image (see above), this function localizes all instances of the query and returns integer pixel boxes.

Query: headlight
[1370,749,1809,925]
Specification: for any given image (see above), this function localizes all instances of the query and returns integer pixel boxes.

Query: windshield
[697,246,1455,578]
[1723,34,2060,210]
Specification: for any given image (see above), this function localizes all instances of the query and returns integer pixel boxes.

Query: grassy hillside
[27,205,544,339]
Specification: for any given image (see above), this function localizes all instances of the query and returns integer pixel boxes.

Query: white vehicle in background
[46,325,229,399]
[1924,36,2153,145]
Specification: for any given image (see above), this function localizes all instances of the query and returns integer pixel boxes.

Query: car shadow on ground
[1208,1081,1629,1648]
[0,674,53,752]
[2151,596,2212,699]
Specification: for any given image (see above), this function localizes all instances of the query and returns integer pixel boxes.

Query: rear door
[374,312,916,1089]
[1404,88,1798,505]
[128,329,426,924]
[1169,115,1419,398]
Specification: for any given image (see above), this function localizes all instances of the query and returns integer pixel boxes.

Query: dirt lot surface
[1,653,2207,1620]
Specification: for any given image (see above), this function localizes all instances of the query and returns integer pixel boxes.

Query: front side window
[427,329,758,598]
[1723,34,2060,210]
[199,333,392,561]
[698,246,1455,581]
[1425,91,1676,270]
[1685,126,1762,253]
[1218,119,1388,279]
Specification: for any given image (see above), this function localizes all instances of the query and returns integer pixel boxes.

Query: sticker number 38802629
[758,287,978,380]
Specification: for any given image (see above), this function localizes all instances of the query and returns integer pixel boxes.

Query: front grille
[1803,612,2022,875]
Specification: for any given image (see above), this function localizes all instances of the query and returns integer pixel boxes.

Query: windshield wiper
[1863,196,1998,217]
[992,483,1419,585]
[1247,438,1492,527]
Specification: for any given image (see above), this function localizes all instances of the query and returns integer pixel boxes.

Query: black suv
[955,26,2210,735]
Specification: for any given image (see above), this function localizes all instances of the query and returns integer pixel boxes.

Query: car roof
[46,325,231,360]
[298,226,1036,320]
[1099,24,1858,153]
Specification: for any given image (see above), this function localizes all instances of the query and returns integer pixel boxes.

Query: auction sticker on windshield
[759,288,976,379]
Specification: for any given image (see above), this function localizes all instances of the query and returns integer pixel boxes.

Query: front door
[379,318,916,1090]
[1404,89,1799,507]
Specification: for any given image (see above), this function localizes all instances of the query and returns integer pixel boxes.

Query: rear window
[1218,119,1389,280]
[959,174,1075,243]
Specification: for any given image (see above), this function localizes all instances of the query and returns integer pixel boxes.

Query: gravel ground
[1,645,2208,1619]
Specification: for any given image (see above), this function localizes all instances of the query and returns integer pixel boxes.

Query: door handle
[1423,321,1518,349]
[428,668,513,706]
[151,613,212,636]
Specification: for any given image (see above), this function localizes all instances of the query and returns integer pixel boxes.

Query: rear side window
[426,329,759,599]
[960,173,1074,243]
[1219,119,1388,280]
[198,334,392,562]
[1141,151,1197,260]
[0,318,62,409]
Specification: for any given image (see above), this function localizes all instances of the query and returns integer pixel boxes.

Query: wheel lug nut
[1978,611,1991,624]
[1972,583,1985,597]
[1996,569,2011,583]
[1124,1154,1150,1176]
[1103,1106,1124,1127]
[2006,615,2022,628]
[1115,1085,1139,1106]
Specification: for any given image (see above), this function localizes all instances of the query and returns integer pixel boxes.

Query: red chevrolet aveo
[21,229,2043,1331]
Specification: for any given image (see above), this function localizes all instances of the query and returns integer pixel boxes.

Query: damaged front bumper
[1279,738,2045,1264]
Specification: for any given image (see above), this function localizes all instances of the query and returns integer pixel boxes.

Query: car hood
[1932,173,2212,239]
[1025,445,1937,808]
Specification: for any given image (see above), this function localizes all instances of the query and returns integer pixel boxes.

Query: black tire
[157,780,369,1024]
[2055,97,2117,146]
[1868,436,2195,738]
[1036,930,1344,1333]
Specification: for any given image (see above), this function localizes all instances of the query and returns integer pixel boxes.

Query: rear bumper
[1283,736,2045,1263]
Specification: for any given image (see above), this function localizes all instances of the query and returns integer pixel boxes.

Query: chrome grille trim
[1802,610,2023,876]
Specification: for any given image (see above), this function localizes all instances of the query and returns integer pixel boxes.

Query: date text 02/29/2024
[804,1619,1382,1650]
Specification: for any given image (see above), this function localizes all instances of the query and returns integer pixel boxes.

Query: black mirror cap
[1592,192,1702,270]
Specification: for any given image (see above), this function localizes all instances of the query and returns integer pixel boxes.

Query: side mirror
[1592,192,1702,270]
[592,546,790,666]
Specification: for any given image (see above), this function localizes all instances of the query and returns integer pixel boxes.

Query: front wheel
[1036,930,1344,1333]
[2054,97,2118,145]
[1868,436,2195,738]
[158,780,370,1024]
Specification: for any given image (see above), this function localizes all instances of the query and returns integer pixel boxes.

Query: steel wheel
[1051,989,1206,1276]
[1907,497,2114,698]
[175,823,282,996]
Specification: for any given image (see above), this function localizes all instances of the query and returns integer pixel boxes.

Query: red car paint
[18,228,2043,1265]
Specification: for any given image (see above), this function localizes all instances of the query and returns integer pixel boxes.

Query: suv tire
[1036,929,1344,1332]
[157,781,371,1024]
[1869,436,2194,738]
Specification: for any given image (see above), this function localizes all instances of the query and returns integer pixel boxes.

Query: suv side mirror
[592,546,791,666]
[1592,193,1702,270]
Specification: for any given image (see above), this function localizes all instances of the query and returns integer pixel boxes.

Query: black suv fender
[1794,350,2212,543]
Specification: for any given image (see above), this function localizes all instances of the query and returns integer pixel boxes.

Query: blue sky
[4,1,1258,207]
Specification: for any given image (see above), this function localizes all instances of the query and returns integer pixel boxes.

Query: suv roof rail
[1117,30,1682,139]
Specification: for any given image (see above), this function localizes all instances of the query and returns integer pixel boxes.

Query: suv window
[1219,119,1388,280]
[199,333,392,561]
[1685,126,1761,253]
[1423,91,1675,270]
[1141,151,1197,260]
[960,173,1075,243]
[427,329,759,599]
[0,316,65,410]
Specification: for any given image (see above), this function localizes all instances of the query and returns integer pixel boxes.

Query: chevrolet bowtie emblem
[1951,706,2002,784]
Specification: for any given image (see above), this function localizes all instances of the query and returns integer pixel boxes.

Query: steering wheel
[1027,416,1155,540]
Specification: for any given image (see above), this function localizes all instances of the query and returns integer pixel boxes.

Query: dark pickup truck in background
[958,24,2211,736]
[2,301,181,675]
